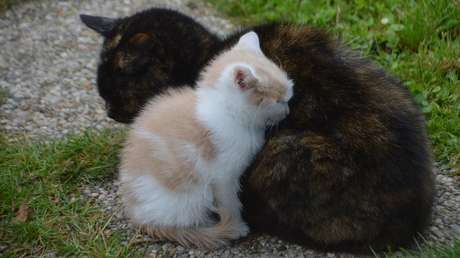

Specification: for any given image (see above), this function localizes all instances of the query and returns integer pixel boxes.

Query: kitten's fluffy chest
[196,88,265,177]
[210,123,264,176]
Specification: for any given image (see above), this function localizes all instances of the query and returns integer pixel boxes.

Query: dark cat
[81,8,434,253]
[80,8,221,123]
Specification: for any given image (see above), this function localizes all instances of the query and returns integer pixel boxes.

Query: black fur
[81,8,221,123]
[80,14,117,37]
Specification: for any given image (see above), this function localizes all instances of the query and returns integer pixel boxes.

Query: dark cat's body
[232,25,433,252]
[81,8,434,252]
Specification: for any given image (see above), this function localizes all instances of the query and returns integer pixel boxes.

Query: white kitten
[119,31,294,249]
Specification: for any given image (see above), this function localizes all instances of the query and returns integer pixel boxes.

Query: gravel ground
[80,165,460,258]
[1,0,459,257]
[0,0,232,140]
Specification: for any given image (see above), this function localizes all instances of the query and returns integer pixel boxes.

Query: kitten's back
[123,87,215,192]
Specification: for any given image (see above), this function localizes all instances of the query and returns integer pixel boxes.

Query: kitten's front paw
[234,221,250,237]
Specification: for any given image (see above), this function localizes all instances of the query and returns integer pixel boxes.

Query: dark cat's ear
[233,65,257,91]
[129,33,152,45]
[80,14,117,37]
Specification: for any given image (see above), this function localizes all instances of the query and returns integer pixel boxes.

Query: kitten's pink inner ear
[235,69,248,90]
[234,66,256,91]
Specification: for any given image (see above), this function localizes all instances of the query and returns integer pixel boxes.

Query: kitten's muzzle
[266,104,290,127]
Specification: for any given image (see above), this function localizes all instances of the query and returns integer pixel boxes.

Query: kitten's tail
[141,208,238,249]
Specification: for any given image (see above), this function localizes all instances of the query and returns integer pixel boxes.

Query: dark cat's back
[226,24,434,251]
[81,8,221,122]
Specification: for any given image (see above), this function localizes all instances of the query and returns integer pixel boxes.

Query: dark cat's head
[80,8,222,123]
[80,12,161,74]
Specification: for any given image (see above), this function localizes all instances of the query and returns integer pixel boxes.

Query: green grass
[0,0,10,11]
[384,240,460,258]
[0,0,17,11]
[208,0,460,173]
[0,0,31,12]
[0,130,144,257]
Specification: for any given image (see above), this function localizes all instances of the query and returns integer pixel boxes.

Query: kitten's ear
[233,65,257,91]
[235,31,263,55]
[80,14,117,37]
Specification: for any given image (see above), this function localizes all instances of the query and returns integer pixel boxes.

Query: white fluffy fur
[195,83,266,233]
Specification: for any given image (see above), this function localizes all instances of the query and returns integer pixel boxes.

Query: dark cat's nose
[105,103,118,121]
[106,106,135,123]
